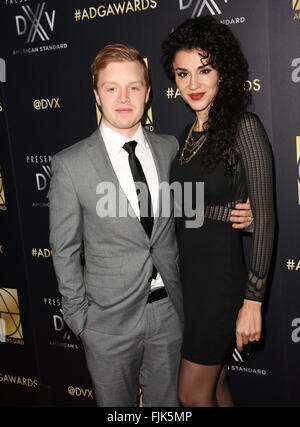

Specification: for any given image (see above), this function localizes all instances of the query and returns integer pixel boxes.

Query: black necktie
[123,141,157,281]
[123,140,154,238]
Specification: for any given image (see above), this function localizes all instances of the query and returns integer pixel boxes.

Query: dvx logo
[179,0,229,17]
[15,2,55,43]
[33,98,60,110]
[36,165,52,191]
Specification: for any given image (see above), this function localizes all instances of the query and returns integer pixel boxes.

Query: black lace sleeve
[236,113,275,302]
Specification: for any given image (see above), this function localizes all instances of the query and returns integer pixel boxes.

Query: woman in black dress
[161,16,275,406]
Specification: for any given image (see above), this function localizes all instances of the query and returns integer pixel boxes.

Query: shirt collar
[100,122,147,153]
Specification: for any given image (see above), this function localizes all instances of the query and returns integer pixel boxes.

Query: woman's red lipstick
[189,93,204,100]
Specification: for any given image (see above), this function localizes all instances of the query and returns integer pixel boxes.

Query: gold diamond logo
[0,288,23,341]
[293,0,300,11]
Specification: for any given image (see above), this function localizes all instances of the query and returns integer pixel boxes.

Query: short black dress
[170,113,275,365]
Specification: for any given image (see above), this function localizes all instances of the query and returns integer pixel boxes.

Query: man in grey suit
[49,44,252,407]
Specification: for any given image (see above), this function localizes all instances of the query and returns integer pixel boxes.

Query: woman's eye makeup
[200,68,211,74]
[176,71,189,78]
[175,67,212,78]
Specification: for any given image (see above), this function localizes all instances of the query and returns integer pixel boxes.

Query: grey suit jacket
[49,127,183,337]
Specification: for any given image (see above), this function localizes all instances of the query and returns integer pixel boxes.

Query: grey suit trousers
[81,296,183,407]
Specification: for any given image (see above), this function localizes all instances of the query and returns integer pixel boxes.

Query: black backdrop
[0,0,299,407]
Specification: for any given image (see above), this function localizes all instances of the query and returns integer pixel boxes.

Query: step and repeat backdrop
[0,0,299,407]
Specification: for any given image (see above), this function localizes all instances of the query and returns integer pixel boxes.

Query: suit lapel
[143,129,169,240]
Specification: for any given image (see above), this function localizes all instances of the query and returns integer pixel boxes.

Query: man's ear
[93,88,101,106]
[145,85,151,104]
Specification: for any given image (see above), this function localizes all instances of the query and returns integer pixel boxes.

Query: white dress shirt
[100,122,164,291]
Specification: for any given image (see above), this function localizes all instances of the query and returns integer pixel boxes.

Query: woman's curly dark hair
[161,16,251,171]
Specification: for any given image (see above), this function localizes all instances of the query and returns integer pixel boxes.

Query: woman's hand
[230,197,253,229]
[236,299,262,352]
